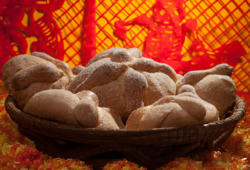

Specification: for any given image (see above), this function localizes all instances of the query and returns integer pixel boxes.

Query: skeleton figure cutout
[25,0,65,59]
[0,0,65,77]
[114,0,246,73]
[114,0,191,70]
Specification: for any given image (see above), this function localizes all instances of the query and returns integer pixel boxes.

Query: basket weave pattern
[5,95,246,167]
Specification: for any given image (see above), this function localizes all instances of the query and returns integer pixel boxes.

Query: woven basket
[5,95,245,168]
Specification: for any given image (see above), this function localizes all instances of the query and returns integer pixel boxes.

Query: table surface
[0,81,249,170]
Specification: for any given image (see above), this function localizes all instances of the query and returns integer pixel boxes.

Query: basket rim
[5,95,245,136]
[4,95,246,168]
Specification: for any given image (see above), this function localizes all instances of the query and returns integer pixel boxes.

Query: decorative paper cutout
[114,0,246,74]
[0,0,65,77]
[0,0,247,76]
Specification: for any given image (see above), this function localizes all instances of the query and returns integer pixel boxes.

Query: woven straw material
[5,95,246,167]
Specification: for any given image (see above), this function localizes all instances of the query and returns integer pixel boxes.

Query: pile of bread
[2,48,236,130]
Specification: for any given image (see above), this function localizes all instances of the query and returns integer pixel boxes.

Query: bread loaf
[24,89,80,125]
[126,94,207,130]
[69,47,177,120]
[126,83,221,130]
[195,75,236,117]
[2,53,74,108]
[24,89,123,129]
[176,64,236,118]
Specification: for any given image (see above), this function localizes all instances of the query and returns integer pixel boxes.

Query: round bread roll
[2,54,49,94]
[24,89,123,129]
[126,94,207,130]
[2,52,74,108]
[126,83,221,130]
[69,47,177,120]
[176,64,236,118]
[24,89,80,125]
[195,75,236,117]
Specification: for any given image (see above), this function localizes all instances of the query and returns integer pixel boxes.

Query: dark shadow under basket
[5,95,246,168]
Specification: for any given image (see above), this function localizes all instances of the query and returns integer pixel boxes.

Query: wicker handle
[210,126,235,149]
